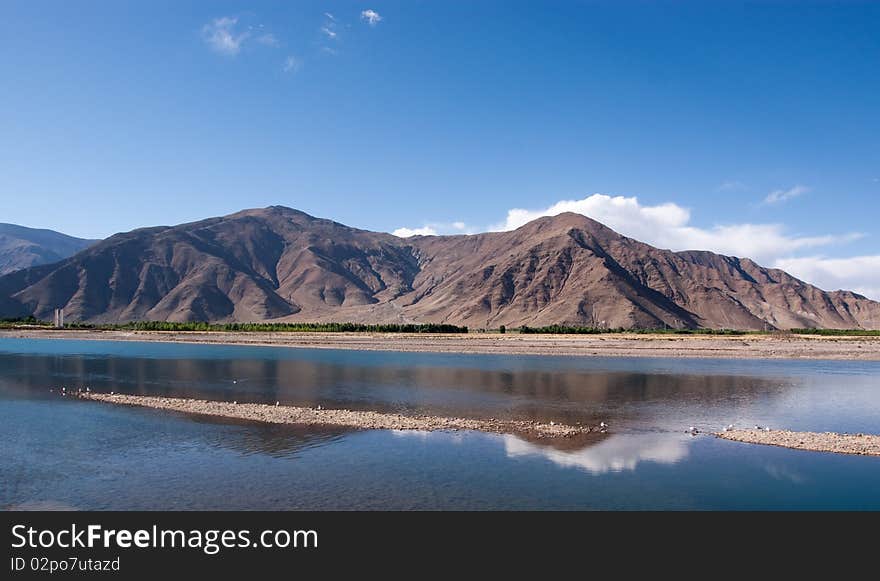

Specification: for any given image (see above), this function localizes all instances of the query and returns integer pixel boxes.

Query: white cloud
[324,12,336,22]
[393,226,438,237]
[493,193,860,265]
[282,56,301,74]
[321,26,337,39]
[763,185,809,205]
[361,9,383,26]
[774,255,880,300]
[202,17,250,55]
[256,33,280,47]
[392,220,478,237]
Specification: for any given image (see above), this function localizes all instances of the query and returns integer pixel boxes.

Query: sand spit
[75,392,597,439]
[5,329,880,360]
[716,429,880,456]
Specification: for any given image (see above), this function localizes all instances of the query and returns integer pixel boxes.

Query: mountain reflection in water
[0,349,797,432]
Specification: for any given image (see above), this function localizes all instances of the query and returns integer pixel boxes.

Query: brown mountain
[0,223,96,276]
[0,206,878,330]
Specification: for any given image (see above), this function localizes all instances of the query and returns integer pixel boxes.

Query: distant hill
[0,223,96,276]
[0,206,878,330]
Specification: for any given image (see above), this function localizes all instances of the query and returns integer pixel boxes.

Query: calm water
[1,338,879,510]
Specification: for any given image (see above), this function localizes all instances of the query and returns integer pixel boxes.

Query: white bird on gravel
[687,426,699,435]
[725,424,734,432]
[275,401,280,406]
[600,421,608,428]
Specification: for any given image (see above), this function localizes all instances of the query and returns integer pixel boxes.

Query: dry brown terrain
[2,206,879,330]
[717,429,880,456]
[4,328,880,360]
[75,392,595,438]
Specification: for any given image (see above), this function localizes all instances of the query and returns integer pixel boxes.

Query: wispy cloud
[282,56,301,74]
[319,12,340,50]
[763,185,809,205]
[256,33,280,47]
[717,180,747,192]
[361,9,383,26]
[202,17,250,55]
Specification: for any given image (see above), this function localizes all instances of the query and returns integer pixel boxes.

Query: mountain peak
[513,212,619,240]
[531,211,605,228]
[227,205,314,220]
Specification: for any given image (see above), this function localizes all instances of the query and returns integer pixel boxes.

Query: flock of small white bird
[687,423,772,435]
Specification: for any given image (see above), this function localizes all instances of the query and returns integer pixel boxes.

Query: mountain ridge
[0,206,878,330]
[0,223,97,276]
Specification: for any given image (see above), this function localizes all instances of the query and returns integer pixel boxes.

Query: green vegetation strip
[2,317,878,335]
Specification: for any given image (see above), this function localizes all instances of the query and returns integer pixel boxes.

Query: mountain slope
[0,206,877,330]
[0,223,96,276]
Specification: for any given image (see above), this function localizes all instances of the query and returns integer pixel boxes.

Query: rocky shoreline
[716,429,880,456]
[74,392,598,439]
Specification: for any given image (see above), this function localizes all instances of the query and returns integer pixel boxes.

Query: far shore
[3,328,880,360]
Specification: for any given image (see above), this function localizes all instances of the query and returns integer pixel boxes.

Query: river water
[1,338,878,510]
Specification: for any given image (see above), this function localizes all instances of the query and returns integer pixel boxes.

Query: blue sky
[1,1,879,296]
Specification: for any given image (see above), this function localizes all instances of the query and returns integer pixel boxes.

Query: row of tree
[65,321,470,334]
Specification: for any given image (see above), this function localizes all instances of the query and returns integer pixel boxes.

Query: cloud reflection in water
[504,433,690,475]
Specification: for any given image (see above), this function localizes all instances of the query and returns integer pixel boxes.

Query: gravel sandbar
[75,392,597,438]
[716,429,880,456]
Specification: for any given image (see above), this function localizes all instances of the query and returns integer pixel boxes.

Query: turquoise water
[1,338,879,510]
